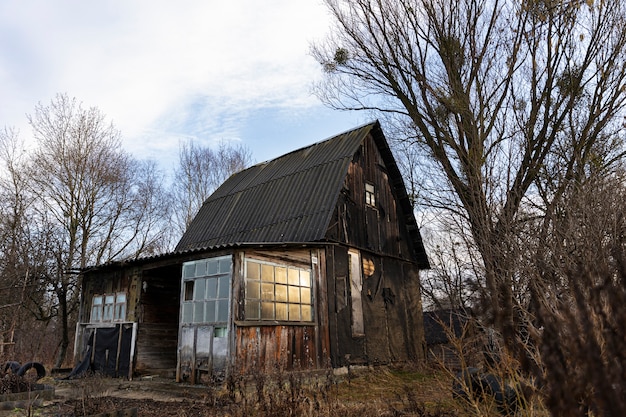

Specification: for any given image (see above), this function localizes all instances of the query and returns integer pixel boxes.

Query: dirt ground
[3,366,461,417]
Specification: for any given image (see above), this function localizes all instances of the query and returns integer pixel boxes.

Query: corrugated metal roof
[175,121,430,268]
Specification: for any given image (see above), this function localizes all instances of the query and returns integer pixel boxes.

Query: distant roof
[423,309,467,345]
[175,121,429,268]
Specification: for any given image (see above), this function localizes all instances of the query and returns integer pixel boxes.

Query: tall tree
[172,140,251,236]
[26,93,171,366]
[312,0,626,352]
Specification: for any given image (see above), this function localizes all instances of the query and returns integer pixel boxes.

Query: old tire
[16,362,46,379]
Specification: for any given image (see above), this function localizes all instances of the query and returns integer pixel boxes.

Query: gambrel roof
[175,121,429,268]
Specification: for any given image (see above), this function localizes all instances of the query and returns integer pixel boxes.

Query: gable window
[181,256,232,324]
[365,182,376,207]
[244,259,313,322]
[90,292,127,323]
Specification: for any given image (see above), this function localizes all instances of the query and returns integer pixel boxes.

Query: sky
[0,0,368,172]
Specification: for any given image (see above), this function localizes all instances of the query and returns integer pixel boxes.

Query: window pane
[365,183,375,193]
[261,283,274,301]
[116,293,126,303]
[207,259,218,275]
[194,278,206,300]
[301,305,312,322]
[219,258,231,274]
[183,263,195,278]
[205,300,216,322]
[288,268,300,286]
[300,270,311,287]
[275,267,287,284]
[218,276,229,299]
[261,302,274,320]
[275,284,288,302]
[261,264,274,281]
[246,281,260,299]
[91,306,101,322]
[182,303,193,323]
[215,327,227,338]
[194,302,204,323]
[206,278,217,299]
[184,281,194,301]
[245,300,259,320]
[217,300,229,322]
[276,303,288,320]
[103,305,113,321]
[247,261,260,279]
[301,287,311,304]
[195,261,207,277]
[93,296,103,305]
[114,304,126,321]
[288,286,300,303]
[105,295,115,304]
[288,304,300,321]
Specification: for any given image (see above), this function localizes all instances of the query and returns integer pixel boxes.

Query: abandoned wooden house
[74,121,430,382]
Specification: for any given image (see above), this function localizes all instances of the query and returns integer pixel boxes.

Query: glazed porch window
[90,292,127,323]
[181,256,232,324]
[244,259,313,322]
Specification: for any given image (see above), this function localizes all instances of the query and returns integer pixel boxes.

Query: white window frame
[90,292,127,323]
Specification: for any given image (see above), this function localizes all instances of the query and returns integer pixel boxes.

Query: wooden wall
[326,133,416,260]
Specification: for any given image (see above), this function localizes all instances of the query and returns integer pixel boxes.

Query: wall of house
[322,133,426,367]
[231,248,330,375]
[325,245,425,367]
[326,134,416,259]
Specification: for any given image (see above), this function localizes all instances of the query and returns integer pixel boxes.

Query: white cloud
[0,0,342,165]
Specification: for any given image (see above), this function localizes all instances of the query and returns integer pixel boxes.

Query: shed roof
[175,121,429,267]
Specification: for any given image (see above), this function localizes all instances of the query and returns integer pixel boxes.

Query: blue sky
[0,0,367,171]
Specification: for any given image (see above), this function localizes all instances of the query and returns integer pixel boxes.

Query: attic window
[365,182,376,207]
[244,259,313,323]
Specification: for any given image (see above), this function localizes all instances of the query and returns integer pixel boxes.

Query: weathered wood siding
[323,132,426,367]
[234,325,317,374]
[326,134,416,259]
[325,247,425,366]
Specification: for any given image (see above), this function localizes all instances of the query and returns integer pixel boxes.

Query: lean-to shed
[74,121,430,382]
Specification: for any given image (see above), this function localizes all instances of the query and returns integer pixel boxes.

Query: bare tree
[172,140,252,236]
[0,128,33,358]
[312,0,626,353]
[26,93,171,367]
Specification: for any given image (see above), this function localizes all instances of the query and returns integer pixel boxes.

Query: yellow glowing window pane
[288,286,300,303]
[261,264,274,281]
[288,268,300,285]
[301,287,311,304]
[301,305,312,321]
[246,281,260,299]
[261,302,274,319]
[300,270,311,287]
[247,261,260,279]
[275,303,288,320]
[275,267,287,284]
[261,283,274,301]
[246,300,259,320]
[288,304,300,321]
[275,284,288,302]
